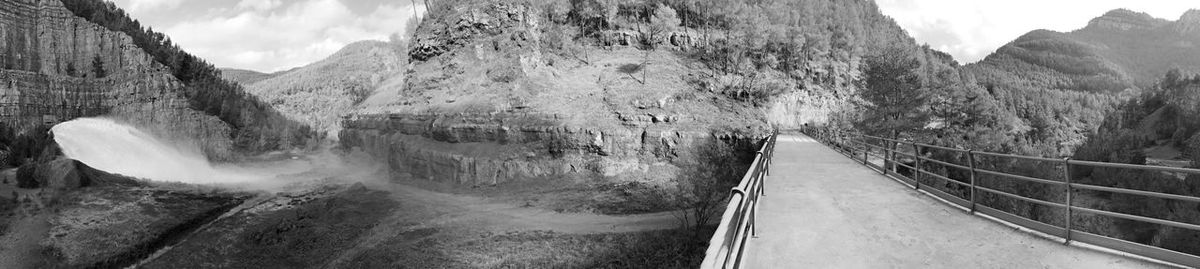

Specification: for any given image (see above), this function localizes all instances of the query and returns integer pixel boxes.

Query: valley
[0,0,1199,267]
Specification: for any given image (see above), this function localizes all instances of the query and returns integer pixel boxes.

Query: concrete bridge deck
[742,135,1169,268]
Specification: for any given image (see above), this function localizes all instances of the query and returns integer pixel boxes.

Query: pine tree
[92,55,106,78]
[857,46,931,169]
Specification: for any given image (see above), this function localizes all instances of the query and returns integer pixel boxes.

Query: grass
[142,185,396,269]
[400,176,680,215]
[348,227,715,269]
[38,186,246,268]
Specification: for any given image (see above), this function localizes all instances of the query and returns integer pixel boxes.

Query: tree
[673,139,749,237]
[92,55,107,78]
[647,4,680,49]
[857,46,931,169]
[858,46,931,137]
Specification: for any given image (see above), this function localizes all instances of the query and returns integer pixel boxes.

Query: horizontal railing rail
[700,131,778,269]
[801,126,1200,267]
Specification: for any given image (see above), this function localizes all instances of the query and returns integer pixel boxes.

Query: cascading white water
[51,117,258,184]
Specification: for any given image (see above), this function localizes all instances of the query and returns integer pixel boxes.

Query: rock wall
[0,0,234,158]
[341,113,763,186]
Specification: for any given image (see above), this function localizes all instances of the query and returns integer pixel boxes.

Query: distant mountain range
[968,9,1200,93]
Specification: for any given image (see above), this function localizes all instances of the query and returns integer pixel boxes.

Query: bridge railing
[801,126,1200,267]
[699,131,778,269]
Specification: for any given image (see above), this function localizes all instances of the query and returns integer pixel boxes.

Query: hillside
[218,68,276,85]
[235,41,405,136]
[944,9,1200,156]
[969,9,1200,94]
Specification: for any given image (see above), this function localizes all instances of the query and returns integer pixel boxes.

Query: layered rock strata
[341,113,764,185]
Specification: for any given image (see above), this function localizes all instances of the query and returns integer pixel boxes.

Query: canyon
[0,0,234,157]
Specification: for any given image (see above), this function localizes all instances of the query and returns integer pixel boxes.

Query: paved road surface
[743,134,1171,268]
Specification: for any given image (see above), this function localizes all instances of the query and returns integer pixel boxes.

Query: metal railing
[802,127,1200,267]
[699,131,778,269]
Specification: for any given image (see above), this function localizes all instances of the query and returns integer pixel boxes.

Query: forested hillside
[219,68,278,85]
[57,0,315,152]
[953,9,1200,156]
[236,41,407,136]
[1065,72,1200,256]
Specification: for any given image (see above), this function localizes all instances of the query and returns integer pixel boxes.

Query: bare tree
[672,139,748,237]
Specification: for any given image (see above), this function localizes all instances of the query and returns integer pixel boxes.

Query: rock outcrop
[341,112,764,186]
[1085,9,1169,32]
[0,0,234,157]
[343,1,773,187]
[1174,9,1200,34]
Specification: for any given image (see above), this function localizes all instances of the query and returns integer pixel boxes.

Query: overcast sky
[876,0,1199,64]
[112,0,425,73]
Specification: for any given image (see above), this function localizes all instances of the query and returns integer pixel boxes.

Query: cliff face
[342,1,768,186]
[0,0,233,157]
[1084,9,1169,32]
[341,112,761,185]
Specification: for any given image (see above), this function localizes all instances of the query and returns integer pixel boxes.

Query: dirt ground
[129,151,704,268]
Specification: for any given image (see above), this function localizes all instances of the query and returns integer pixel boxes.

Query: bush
[16,164,40,189]
[673,138,753,232]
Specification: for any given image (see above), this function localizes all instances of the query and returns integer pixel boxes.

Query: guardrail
[802,127,1200,267]
[699,131,778,269]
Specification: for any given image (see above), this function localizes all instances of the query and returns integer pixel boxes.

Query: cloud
[139,0,425,72]
[122,0,183,12]
[236,0,282,11]
[876,0,1198,63]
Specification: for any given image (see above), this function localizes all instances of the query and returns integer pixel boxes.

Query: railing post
[882,139,891,175]
[967,150,977,213]
[1063,157,1073,244]
[912,142,922,190]
[861,134,869,165]
[759,150,767,197]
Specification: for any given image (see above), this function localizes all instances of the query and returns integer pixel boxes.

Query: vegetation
[673,138,752,233]
[235,41,407,135]
[1066,71,1200,255]
[346,228,713,268]
[0,123,55,168]
[58,0,314,152]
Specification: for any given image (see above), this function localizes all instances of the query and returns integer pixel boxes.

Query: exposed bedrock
[341,113,766,186]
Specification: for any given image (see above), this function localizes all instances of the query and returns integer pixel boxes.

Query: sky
[111,0,426,73]
[875,0,1199,63]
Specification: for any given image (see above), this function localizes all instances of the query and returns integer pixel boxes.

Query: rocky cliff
[341,112,763,185]
[0,0,233,157]
[342,1,769,186]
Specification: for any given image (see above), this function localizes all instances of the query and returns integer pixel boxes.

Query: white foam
[52,117,258,184]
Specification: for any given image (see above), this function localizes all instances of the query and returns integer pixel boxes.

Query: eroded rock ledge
[341,112,766,186]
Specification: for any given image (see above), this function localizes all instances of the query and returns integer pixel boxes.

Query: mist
[51,117,381,191]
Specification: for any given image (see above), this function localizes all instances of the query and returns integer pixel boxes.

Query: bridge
[701,131,1200,268]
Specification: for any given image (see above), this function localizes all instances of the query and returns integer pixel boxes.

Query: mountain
[236,40,406,136]
[947,9,1200,156]
[969,9,1200,94]
[219,68,276,85]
